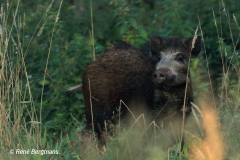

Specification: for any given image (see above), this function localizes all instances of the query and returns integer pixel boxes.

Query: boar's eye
[175,54,184,63]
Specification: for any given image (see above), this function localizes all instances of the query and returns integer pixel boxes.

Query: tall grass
[0,1,72,160]
[0,0,41,158]
[186,1,240,159]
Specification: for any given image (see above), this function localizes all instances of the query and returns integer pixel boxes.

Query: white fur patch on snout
[155,62,178,77]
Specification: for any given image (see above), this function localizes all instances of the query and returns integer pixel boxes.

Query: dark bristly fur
[110,40,133,50]
[82,35,202,149]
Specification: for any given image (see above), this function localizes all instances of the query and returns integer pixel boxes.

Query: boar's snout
[153,68,176,88]
[153,69,165,83]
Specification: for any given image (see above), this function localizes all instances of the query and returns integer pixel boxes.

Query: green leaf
[121,25,128,35]
[38,79,50,86]
[192,58,199,69]
[138,28,148,39]
[129,18,138,29]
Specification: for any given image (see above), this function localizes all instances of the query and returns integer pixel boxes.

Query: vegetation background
[0,0,240,159]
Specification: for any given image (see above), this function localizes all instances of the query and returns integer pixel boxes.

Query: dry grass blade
[188,101,224,160]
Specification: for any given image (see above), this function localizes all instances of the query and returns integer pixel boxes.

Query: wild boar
[82,35,201,147]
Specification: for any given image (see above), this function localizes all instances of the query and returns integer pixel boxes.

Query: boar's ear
[185,35,202,58]
[150,34,162,55]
